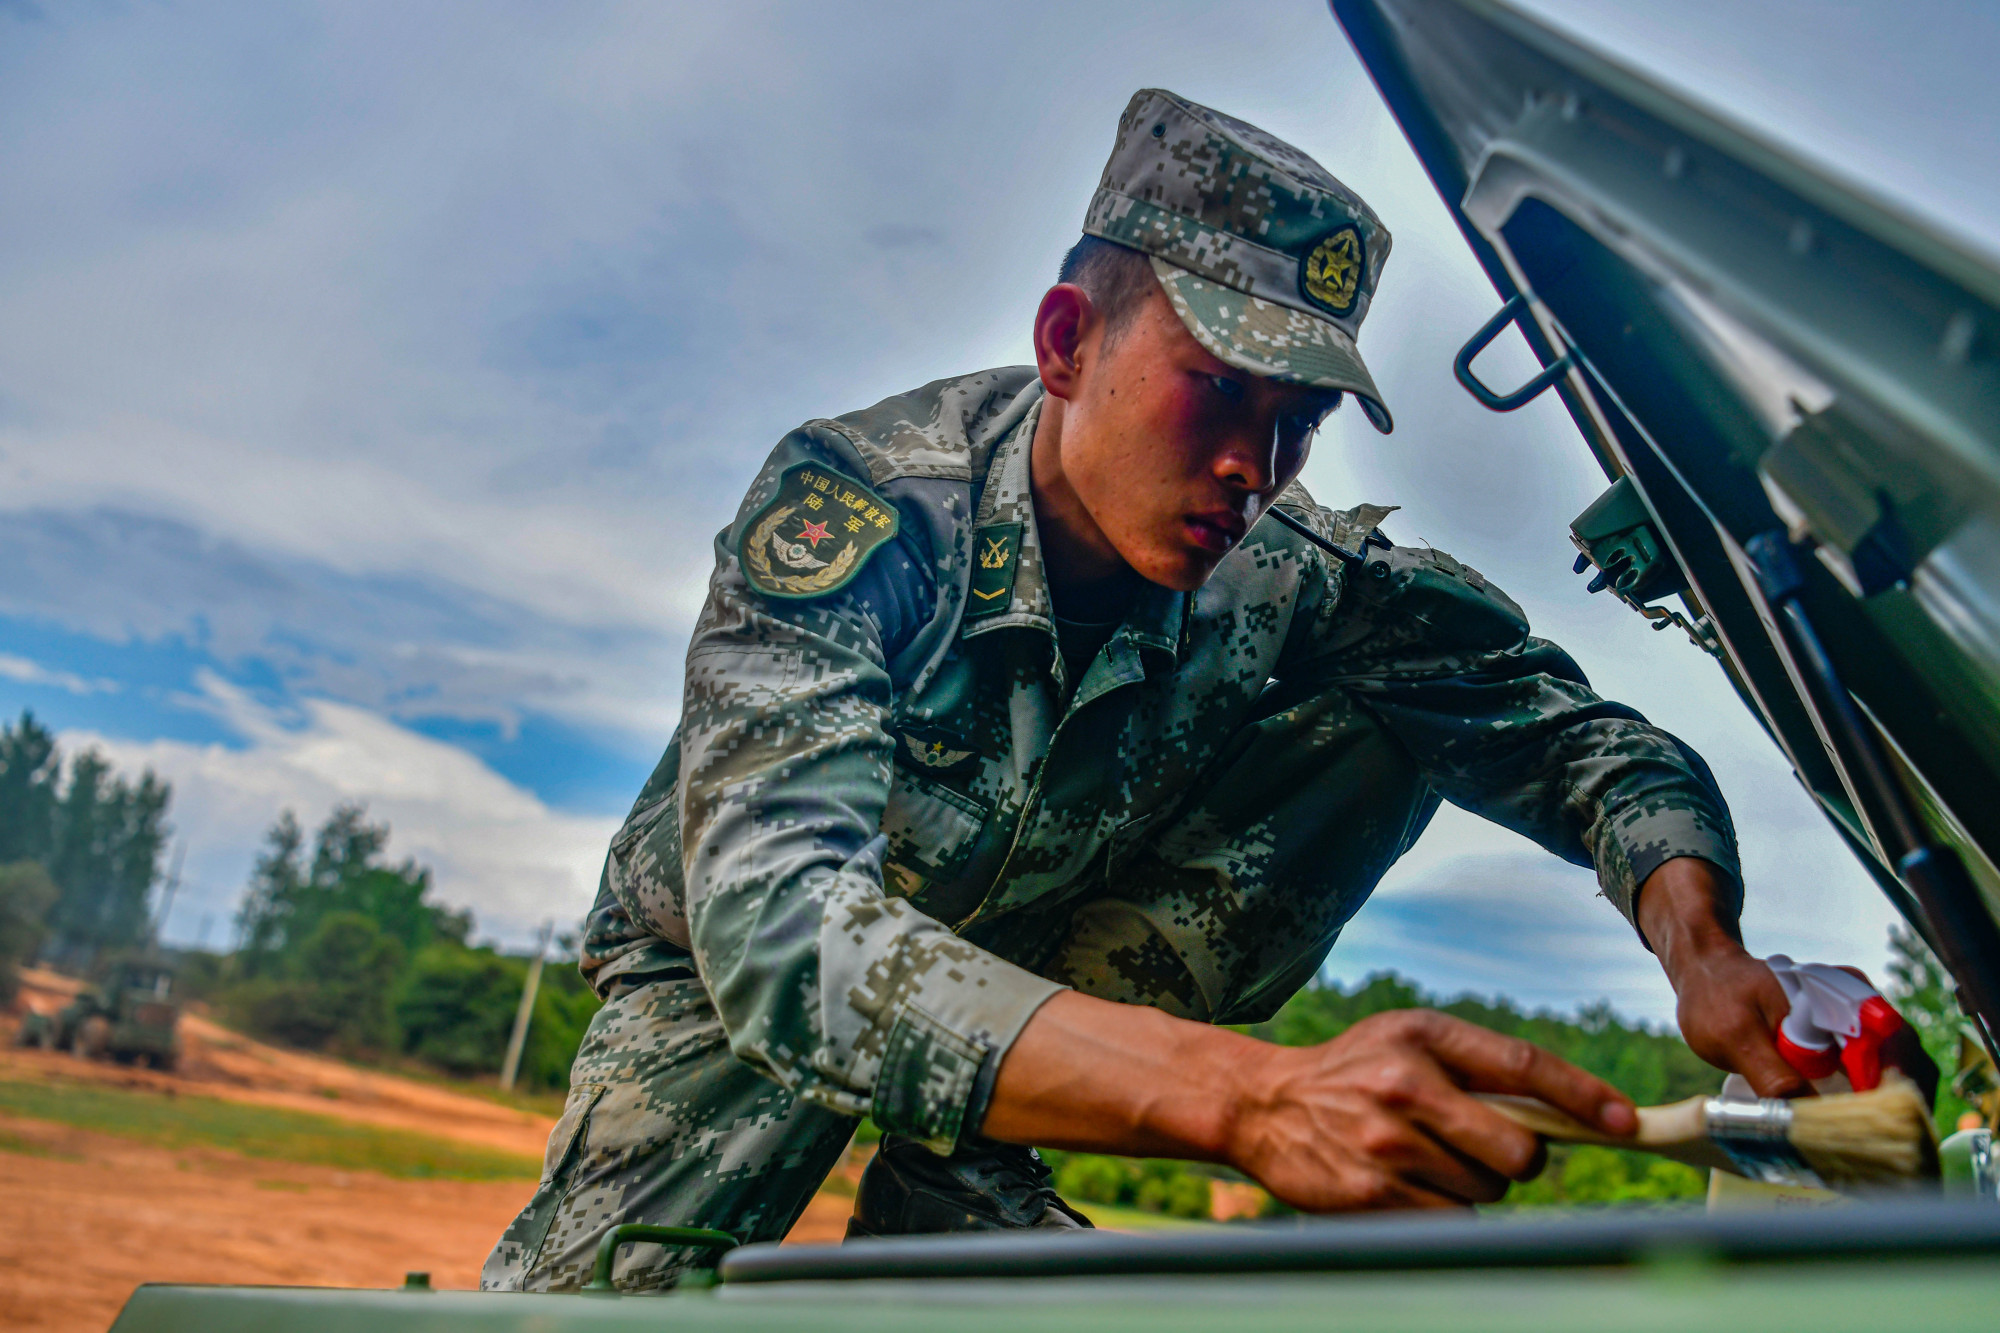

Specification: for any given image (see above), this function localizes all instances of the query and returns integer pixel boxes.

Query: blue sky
[2,0,1990,1020]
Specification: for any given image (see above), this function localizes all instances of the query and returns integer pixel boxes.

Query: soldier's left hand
[1640,858,1940,1101]
[1667,946,1808,1097]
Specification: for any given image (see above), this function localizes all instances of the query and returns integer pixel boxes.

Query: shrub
[1054,1153,1130,1206]
[219,911,403,1053]
[1047,1151,1217,1219]
[394,944,521,1075]
[1137,1168,1213,1219]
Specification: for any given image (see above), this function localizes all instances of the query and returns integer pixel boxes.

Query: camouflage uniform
[483,91,1740,1292]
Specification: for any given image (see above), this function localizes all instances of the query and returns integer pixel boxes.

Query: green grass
[0,1125,81,1160]
[0,1078,540,1181]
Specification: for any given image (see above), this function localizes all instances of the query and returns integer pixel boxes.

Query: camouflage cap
[1083,88,1394,433]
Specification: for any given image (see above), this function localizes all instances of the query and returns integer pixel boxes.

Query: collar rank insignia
[740,462,900,600]
[894,726,979,778]
[966,522,1022,618]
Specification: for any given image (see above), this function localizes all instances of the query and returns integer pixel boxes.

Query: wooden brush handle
[1476,1094,1624,1145]
[1476,1094,1729,1172]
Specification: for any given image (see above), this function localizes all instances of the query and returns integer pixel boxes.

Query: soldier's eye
[1207,374,1246,404]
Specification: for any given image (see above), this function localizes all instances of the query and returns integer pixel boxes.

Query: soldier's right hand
[984,991,1633,1212]
[1226,1009,1636,1210]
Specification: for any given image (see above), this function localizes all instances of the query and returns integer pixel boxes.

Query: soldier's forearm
[979,990,1253,1161]
[1633,855,1744,980]
[1639,857,1816,1097]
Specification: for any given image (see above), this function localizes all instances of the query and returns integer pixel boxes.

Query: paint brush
[1479,1073,1940,1190]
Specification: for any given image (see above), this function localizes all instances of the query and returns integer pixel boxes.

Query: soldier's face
[1034,281,1341,592]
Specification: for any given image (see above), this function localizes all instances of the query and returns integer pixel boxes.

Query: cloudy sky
[2,0,1991,1023]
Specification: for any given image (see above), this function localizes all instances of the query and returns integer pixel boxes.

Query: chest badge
[966,522,1022,618]
[740,462,900,600]
[893,726,979,778]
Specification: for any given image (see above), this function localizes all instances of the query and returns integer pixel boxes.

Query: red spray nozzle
[1766,955,1907,1092]
[1837,994,1905,1093]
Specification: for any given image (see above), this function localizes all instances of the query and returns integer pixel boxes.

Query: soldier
[484,89,1819,1292]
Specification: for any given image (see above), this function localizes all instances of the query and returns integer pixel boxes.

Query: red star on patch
[796,519,832,546]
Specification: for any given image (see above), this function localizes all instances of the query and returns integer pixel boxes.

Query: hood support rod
[1747,531,2000,1066]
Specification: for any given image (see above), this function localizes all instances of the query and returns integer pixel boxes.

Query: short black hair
[1056,235,1158,348]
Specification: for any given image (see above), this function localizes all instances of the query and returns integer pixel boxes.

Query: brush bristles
[1788,1074,1940,1186]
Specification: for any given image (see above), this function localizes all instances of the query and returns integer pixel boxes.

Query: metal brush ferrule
[1703,1097,1826,1188]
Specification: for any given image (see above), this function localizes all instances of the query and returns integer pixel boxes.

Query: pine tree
[0,712,172,960]
[0,712,59,866]
[44,750,171,955]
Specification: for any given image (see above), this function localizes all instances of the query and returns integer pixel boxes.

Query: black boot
[847,1135,1096,1238]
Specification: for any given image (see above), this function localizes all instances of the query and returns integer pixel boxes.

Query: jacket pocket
[604,791,691,948]
[879,769,990,894]
[1104,807,1165,882]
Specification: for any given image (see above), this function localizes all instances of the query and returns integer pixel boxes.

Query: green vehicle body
[27,959,180,1069]
[104,0,2000,1327]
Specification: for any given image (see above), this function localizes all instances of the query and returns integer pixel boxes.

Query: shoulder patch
[739,463,900,600]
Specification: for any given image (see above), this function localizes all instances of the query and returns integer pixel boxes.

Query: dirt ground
[7,969,559,1157]
[2,969,858,1333]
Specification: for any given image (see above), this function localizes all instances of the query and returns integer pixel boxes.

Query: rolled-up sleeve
[678,430,1061,1151]
[1284,525,1741,936]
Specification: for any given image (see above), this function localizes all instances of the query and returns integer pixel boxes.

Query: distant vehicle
[18,958,180,1071]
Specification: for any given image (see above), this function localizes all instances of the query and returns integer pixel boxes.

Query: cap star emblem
[1303,226,1364,315]
[796,519,831,547]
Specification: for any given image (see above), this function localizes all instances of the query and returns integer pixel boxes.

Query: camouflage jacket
[579,367,1740,1152]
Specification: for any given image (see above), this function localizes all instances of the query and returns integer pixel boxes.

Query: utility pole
[500,920,554,1093]
[152,842,185,953]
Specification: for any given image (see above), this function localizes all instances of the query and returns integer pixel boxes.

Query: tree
[392,940,602,1088]
[518,956,602,1092]
[234,810,306,962]
[0,713,58,866]
[1885,922,1975,1132]
[293,911,405,1049]
[234,804,468,977]
[222,911,405,1052]
[44,751,171,956]
[395,944,521,1074]
[222,806,478,1056]
[0,712,172,962]
[0,861,58,1002]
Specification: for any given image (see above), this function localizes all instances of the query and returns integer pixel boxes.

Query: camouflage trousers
[483,685,1439,1292]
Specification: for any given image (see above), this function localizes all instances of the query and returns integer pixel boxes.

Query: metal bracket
[584,1223,738,1294]
[1454,292,1577,411]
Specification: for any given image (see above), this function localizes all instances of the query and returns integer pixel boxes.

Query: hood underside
[1328,0,2000,1047]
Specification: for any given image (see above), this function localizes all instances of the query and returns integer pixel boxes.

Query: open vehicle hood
[1330,0,2000,1051]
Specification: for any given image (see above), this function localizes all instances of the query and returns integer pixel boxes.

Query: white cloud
[0,652,117,696]
[63,673,618,950]
[0,0,1939,1015]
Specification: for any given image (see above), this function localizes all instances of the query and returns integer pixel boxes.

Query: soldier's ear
[1034,283,1095,401]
